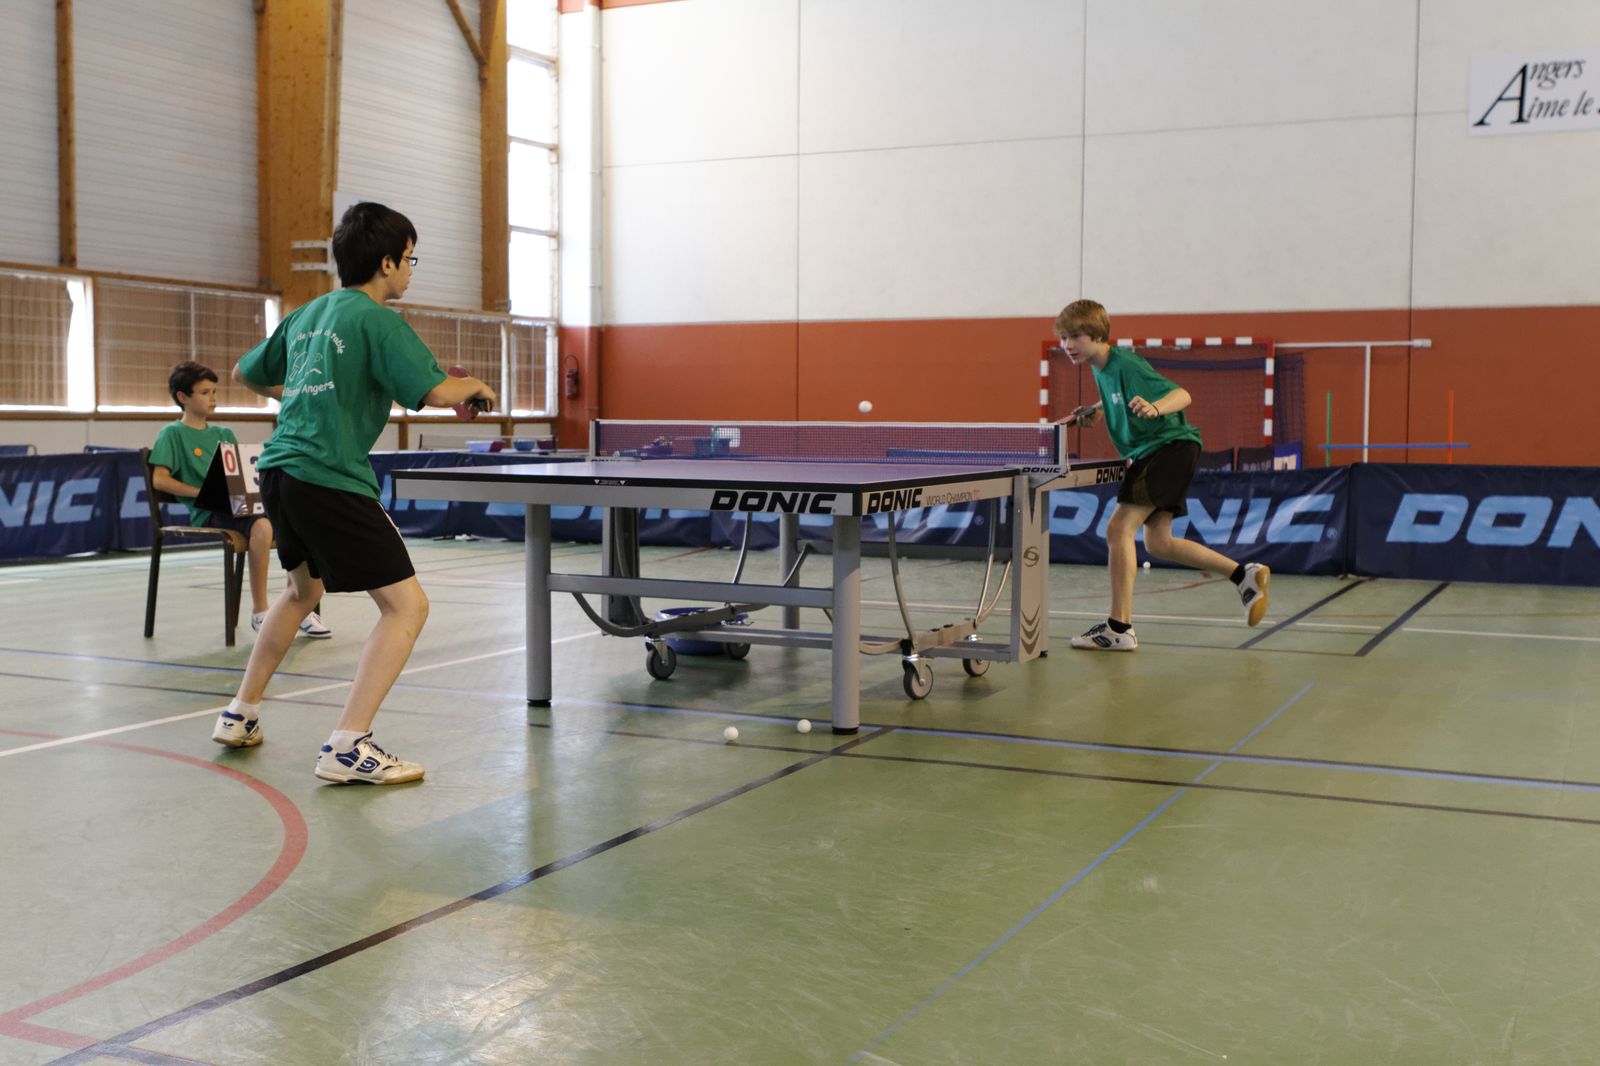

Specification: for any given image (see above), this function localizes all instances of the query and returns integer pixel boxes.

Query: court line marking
[0,635,595,760]
[44,728,897,1066]
[546,697,1600,795]
[851,682,1315,1060]
[1236,581,1365,650]
[0,730,306,1062]
[1355,582,1450,657]
[1404,626,1600,644]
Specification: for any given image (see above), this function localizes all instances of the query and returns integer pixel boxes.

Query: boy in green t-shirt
[149,362,332,643]
[218,202,494,784]
[1054,299,1269,651]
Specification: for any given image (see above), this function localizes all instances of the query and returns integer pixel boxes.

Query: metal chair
[139,447,248,646]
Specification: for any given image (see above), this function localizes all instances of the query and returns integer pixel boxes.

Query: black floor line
[43,727,897,1066]
[1355,582,1451,657]
[1235,580,1367,651]
[587,722,1600,830]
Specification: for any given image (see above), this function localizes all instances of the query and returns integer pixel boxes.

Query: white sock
[327,730,365,752]
[228,698,261,721]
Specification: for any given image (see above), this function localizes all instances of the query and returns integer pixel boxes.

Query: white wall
[0,0,60,265]
[73,0,259,285]
[590,0,1600,322]
[341,0,483,310]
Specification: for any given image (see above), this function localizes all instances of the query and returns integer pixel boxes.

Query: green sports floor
[2,540,1599,1065]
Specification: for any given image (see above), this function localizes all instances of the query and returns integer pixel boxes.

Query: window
[507,0,558,402]
[0,271,74,409]
[95,281,277,411]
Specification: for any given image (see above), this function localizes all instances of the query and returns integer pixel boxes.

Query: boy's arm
[1130,388,1191,419]
[232,362,283,401]
[421,373,496,411]
[150,466,199,499]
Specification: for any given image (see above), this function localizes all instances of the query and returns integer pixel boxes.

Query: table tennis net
[592,421,1065,466]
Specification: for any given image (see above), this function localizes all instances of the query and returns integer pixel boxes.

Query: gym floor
[3,540,1598,1065]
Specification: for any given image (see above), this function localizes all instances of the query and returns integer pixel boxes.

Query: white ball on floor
[1142,560,1151,569]
[723,725,739,742]
[858,400,873,413]
[796,718,812,734]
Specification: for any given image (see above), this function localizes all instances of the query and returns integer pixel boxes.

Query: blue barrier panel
[1046,467,1350,576]
[1351,464,1600,586]
[0,452,133,560]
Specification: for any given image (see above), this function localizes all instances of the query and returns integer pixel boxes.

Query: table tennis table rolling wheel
[726,642,751,660]
[961,658,989,677]
[646,641,677,680]
[902,658,932,700]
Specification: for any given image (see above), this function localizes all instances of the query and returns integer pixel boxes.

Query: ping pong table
[393,420,1124,734]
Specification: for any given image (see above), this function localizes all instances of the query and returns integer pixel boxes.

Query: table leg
[526,503,552,716]
[830,516,861,734]
[780,512,800,629]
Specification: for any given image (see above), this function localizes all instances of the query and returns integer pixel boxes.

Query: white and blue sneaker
[314,734,424,785]
[1238,563,1271,627]
[1070,621,1138,651]
[212,710,263,748]
[250,611,333,639]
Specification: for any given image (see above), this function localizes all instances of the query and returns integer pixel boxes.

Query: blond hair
[1053,299,1110,342]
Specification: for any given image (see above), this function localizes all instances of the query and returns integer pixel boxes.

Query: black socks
[1106,618,1131,634]
[1229,564,1246,585]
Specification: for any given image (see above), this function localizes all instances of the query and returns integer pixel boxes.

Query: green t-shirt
[1090,347,1204,460]
[148,420,239,527]
[238,289,447,498]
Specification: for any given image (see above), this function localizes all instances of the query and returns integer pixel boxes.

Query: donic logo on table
[709,489,838,514]
[1386,494,1600,548]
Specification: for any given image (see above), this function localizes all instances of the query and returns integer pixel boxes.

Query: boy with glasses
[217,202,495,783]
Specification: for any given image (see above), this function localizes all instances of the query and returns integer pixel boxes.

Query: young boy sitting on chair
[149,361,333,641]
[1054,299,1269,650]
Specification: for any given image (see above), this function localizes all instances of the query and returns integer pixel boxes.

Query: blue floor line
[850,684,1314,1061]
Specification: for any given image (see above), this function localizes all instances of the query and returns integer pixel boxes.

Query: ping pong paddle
[448,366,489,421]
[1063,403,1101,427]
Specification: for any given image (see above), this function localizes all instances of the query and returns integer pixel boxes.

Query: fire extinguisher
[562,354,580,399]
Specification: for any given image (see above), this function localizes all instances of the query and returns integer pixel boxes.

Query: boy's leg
[1106,501,1156,623]
[214,561,321,747]
[333,576,429,736]
[1142,512,1236,577]
[245,517,273,615]
[238,562,325,704]
[1144,512,1272,626]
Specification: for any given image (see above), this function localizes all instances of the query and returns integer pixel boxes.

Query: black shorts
[258,468,415,593]
[1118,440,1201,519]
[204,511,269,537]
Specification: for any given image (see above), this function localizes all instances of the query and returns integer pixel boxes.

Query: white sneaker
[1238,563,1271,626]
[212,710,263,748]
[249,611,333,639]
[1070,622,1138,651]
[314,734,424,785]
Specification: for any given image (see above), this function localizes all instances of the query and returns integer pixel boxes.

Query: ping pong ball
[723,726,739,742]
[796,719,812,734]
[858,400,873,413]
[1142,561,1151,569]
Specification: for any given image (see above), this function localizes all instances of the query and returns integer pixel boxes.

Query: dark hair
[168,361,219,408]
[332,202,418,287]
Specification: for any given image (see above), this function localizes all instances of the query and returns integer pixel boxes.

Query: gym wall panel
[604,156,797,324]
[1411,114,1600,308]
[0,0,59,265]
[1416,0,1600,113]
[1087,0,1417,135]
[1082,118,1415,314]
[601,322,797,420]
[559,7,598,327]
[601,0,798,167]
[73,0,257,285]
[341,0,482,310]
[798,0,1082,153]
[797,139,1080,321]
